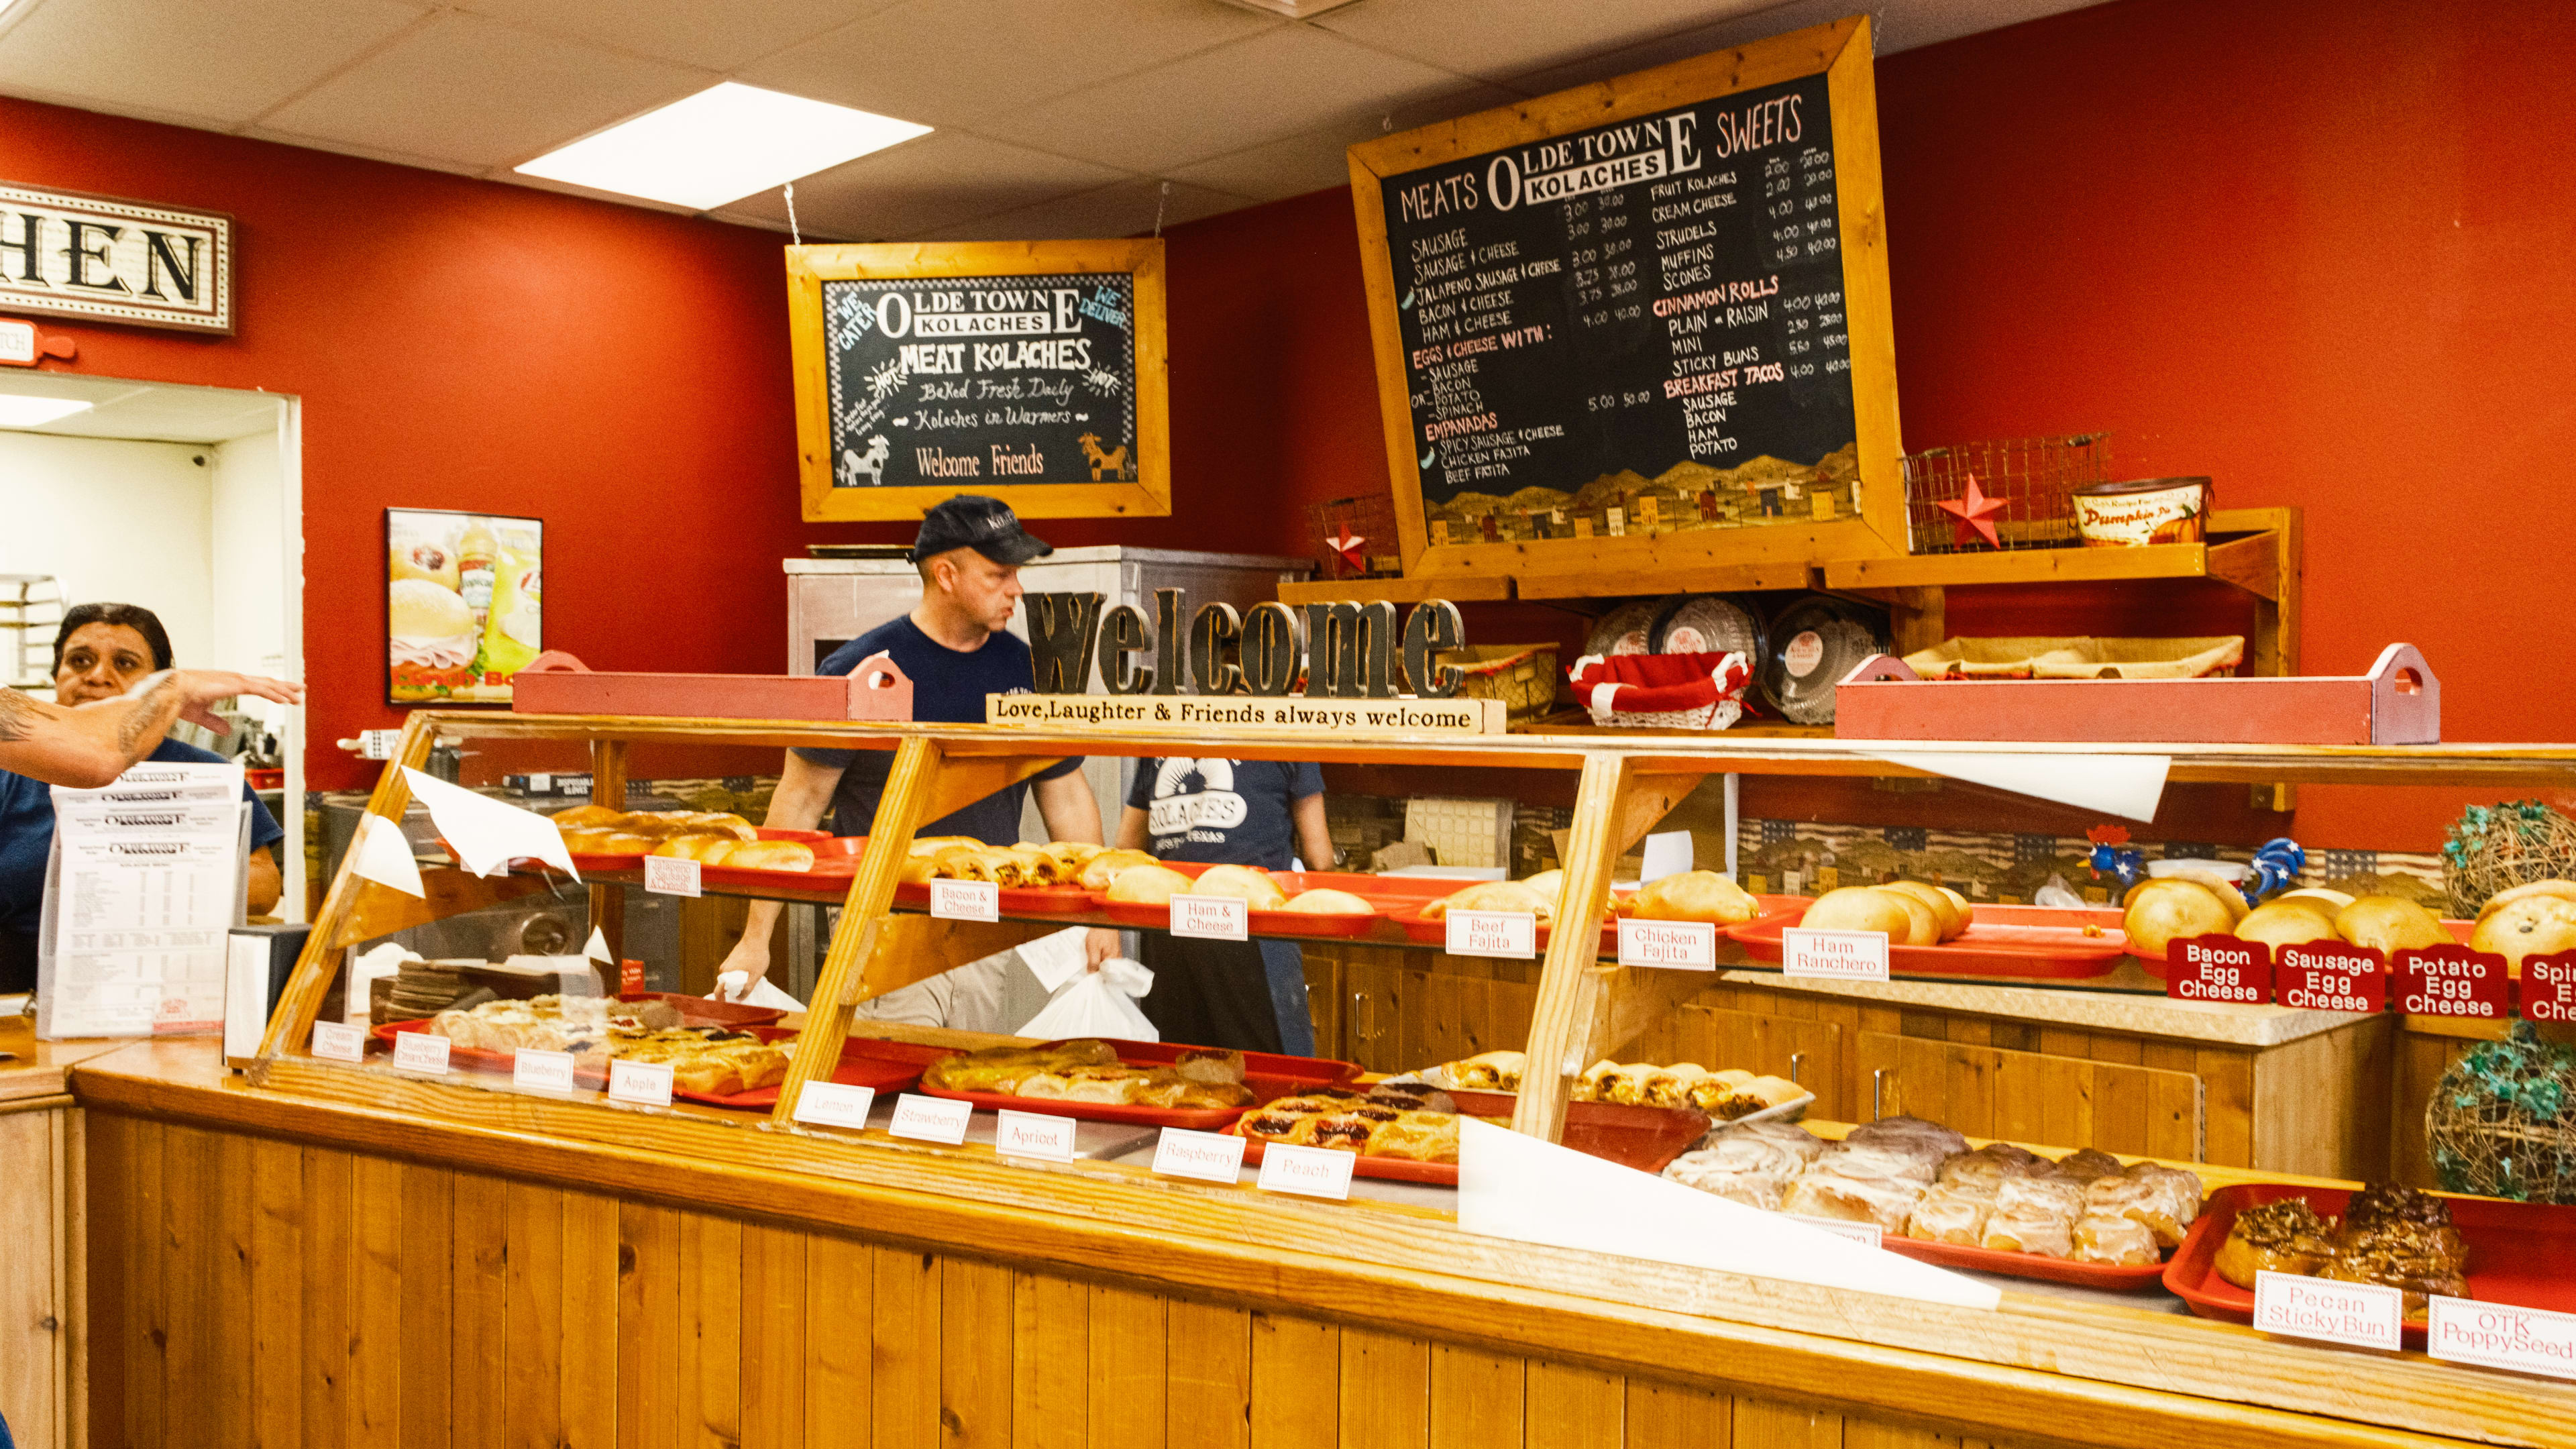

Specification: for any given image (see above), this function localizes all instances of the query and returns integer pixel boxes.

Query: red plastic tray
[1395,906,1617,957]
[1091,894,1386,936]
[1729,902,2133,979]
[2163,1182,2576,1344]
[683,1028,952,1110]
[1230,1088,1707,1185]
[1878,1231,2172,1288]
[371,991,791,1102]
[2131,915,2473,979]
[562,827,852,881]
[915,1037,1362,1129]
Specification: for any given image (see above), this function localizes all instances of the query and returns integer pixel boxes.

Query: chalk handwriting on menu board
[1383,72,1850,545]
[787,240,1169,522]
[823,274,1136,490]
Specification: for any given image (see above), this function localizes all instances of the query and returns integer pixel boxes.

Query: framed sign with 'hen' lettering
[787,239,1169,521]
[1347,15,1904,580]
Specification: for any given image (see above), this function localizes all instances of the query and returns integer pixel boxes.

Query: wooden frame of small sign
[1346,13,1903,579]
[787,239,1170,521]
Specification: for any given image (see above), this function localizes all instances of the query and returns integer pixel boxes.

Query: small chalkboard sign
[1347,15,1901,578]
[788,240,1169,521]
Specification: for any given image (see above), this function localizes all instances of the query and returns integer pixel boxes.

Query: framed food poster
[786,239,1169,521]
[1348,13,1903,580]
[385,508,543,704]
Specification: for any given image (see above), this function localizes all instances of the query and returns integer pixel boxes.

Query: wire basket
[1305,494,1403,580]
[2443,800,2576,916]
[1902,433,2111,554]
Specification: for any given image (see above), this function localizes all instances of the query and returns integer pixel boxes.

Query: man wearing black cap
[718,496,1110,1012]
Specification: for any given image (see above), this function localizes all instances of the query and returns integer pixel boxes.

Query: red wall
[9,0,2571,847]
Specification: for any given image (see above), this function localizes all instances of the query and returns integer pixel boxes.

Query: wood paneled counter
[1,1019,136,1449]
[62,1037,2575,1449]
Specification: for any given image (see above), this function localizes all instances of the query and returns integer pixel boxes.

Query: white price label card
[2253,1269,2402,1351]
[929,879,999,922]
[1152,1127,1248,1184]
[1256,1142,1356,1200]
[889,1093,972,1144]
[513,1048,579,1093]
[1781,928,1890,982]
[995,1109,1078,1162]
[607,1058,674,1108]
[1171,894,1248,942]
[1617,918,1719,970]
[792,1082,878,1130]
[2428,1295,2576,1378]
[309,1020,365,1063]
[1446,909,1538,960]
[1785,1214,1883,1249]
[391,1030,451,1075]
[642,854,701,898]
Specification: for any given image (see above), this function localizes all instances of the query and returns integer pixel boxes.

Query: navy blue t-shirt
[796,615,1081,844]
[1127,758,1323,871]
[0,739,285,941]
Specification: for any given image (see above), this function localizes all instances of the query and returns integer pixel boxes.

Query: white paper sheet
[40,761,248,1038]
[1640,830,1694,883]
[1017,926,1093,994]
[400,767,581,880]
[350,812,425,898]
[1858,749,2170,822]
[1456,1118,2000,1310]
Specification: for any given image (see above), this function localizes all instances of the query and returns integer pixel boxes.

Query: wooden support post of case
[587,739,627,965]
[1511,754,1635,1142]
[257,714,439,1063]
[773,737,943,1127]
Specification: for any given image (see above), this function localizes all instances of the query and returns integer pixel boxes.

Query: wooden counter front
[63,1040,2576,1449]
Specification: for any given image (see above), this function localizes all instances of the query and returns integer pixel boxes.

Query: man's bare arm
[1032,769,1104,845]
[0,672,303,789]
[714,752,849,989]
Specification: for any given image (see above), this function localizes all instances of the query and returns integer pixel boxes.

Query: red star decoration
[1936,472,2006,549]
[1326,529,1368,571]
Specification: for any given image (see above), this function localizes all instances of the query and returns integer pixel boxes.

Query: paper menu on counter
[37,762,249,1040]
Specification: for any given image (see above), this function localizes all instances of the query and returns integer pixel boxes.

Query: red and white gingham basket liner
[1568,651,1754,729]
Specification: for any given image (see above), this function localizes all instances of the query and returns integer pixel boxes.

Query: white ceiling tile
[257,11,708,169]
[0,0,427,126]
[973,25,1478,174]
[926,178,1247,242]
[716,131,1127,240]
[1313,0,1798,86]
[453,0,898,72]
[741,0,1279,130]
[1167,79,1519,202]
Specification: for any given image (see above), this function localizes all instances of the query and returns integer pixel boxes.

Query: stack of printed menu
[38,760,248,1039]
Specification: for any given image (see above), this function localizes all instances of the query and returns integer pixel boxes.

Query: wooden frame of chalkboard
[786,239,1170,521]
[1348,14,1903,583]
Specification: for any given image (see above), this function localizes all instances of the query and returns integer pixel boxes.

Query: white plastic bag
[2033,873,2085,909]
[1015,957,1156,1040]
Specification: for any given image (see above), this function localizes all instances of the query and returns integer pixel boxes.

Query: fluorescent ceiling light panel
[0,394,94,427]
[517,83,930,210]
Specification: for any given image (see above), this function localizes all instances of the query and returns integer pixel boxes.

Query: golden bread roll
[1104,864,1195,906]
[561,828,617,853]
[2279,888,2355,910]
[1741,1075,1806,1109]
[1420,879,1553,922]
[648,834,740,863]
[671,812,755,841]
[2164,869,2251,924]
[1630,870,1760,925]
[1040,841,1103,870]
[2123,880,2239,958]
[906,835,985,857]
[2235,898,2340,949]
[993,846,1061,886]
[550,804,625,829]
[1281,888,1373,916]
[722,840,815,873]
[1887,890,1943,946]
[1077,848,1159,892]
[2469,884,2576,969]
[1878,879,1966,941]
[1799,887,1916,938]
[2480,879,2576,917]
[922,846,1001,883]
[590,833,654,858]
[1191,864,1288,909]
[2335,896,2450,955]
[1936,885,1972,928]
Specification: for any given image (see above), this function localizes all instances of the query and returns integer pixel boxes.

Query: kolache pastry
[1419,879,1554,922]
[1661,1113,2206,1270]
[1189,864,1288,909]
[2469,879,2576,969]
[1569,1061,1804,1118]
[1231,1081,1497,1163]
[922,1039,1255,1110]
[1798,884,1973,947]
[1281,888,1374,915]
[554,806,764,862]
[2213,1184,2469,1313]
[1103,863,1195,906]
[1439,1050,1525,1091]
[425,994,790,1096]
[1629,870,1761,925]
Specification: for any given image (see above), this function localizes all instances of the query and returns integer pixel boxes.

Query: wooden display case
[186,708,2576,1448]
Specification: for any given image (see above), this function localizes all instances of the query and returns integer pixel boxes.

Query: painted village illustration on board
[1424,441,1858,546]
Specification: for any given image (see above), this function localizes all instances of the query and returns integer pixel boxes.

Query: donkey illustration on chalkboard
[1077,432,1131,482]
[839,435,890,488]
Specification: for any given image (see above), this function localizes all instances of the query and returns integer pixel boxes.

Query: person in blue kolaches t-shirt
[1118,756,1333,1055]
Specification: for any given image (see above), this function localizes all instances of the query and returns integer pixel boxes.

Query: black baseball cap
[910,494,1053,566]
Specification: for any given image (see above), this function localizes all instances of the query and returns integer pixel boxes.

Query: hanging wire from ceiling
[1152,180,1170,238]
[784,181,802,246]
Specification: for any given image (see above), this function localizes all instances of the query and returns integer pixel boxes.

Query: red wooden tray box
[508,649,913,721]
[1834,643,2438,745]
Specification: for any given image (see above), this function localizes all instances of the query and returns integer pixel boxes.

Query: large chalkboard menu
[1349,15,1900,575]
[787,240,1169,521]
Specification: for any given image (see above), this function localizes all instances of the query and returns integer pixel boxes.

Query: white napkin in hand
[711,971,805,1010]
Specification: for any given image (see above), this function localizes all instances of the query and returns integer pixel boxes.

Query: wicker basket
[1568,652,1754,731]
[1432,645,1559,720]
